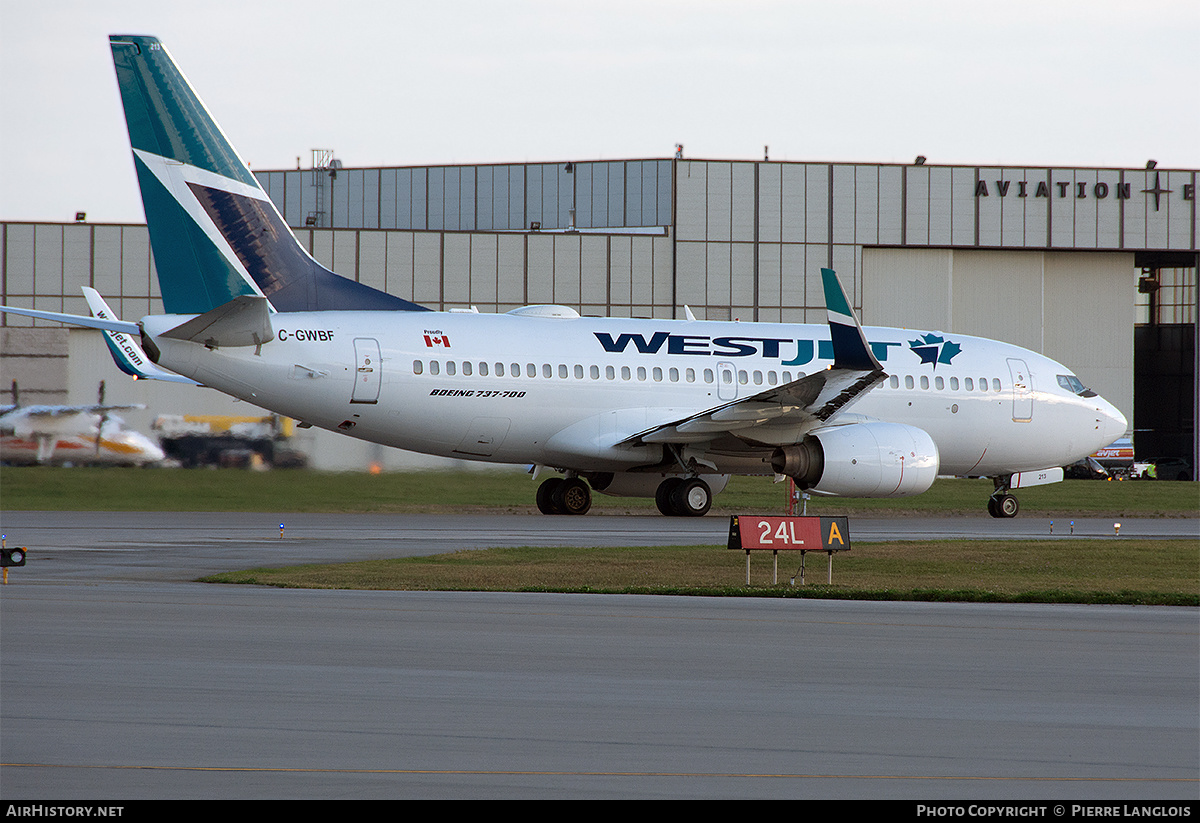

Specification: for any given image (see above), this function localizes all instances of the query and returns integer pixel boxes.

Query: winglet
[82,288,198,384]
[821,268,883,372]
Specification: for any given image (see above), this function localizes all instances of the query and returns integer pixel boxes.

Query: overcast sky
[2,0,1197,224]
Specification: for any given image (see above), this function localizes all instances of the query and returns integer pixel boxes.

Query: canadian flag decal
[424,334,451,348]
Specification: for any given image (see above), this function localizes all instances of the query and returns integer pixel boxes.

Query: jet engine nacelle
[772,421,939,498]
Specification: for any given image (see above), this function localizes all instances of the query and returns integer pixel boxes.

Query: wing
[16,404,143,419]
[618,268,885,449]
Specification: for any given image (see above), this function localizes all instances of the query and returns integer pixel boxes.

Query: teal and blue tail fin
[109,35,428,315]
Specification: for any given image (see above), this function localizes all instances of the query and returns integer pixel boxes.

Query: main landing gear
[987,476,1019,518]
[534,474,714,517]
[654,476,712,517]
[536,476,593,515]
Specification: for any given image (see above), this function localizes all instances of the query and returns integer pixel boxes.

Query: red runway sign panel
[728,516,850,552]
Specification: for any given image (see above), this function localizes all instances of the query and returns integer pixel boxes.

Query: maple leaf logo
[907,333,962,368]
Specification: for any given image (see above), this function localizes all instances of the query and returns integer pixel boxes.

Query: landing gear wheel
[536,477,564,514]
[655,477,683,516]
[671,477,712,517]
[554,477,592,515]
[987,493,1019,518]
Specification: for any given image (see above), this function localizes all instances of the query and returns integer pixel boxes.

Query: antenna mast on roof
[307,149,335,227]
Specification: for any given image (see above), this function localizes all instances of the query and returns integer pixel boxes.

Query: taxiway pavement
[1,511,1196,800]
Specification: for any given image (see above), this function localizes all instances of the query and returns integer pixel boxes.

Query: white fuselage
[142,310,1127,478]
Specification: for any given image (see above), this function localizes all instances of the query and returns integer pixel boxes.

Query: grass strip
[4,468,1198,516]
[201,539,1199,606]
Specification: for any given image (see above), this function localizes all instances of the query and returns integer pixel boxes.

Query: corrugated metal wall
[255,159,674,232]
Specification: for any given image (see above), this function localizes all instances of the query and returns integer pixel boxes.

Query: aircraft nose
[1097,398,1128,444]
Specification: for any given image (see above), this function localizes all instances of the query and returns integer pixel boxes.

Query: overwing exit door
[717,361,738,401]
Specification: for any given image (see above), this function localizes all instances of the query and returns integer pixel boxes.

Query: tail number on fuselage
[277,329,335,342]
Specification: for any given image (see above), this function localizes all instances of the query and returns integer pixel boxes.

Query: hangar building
[2,155,1196,475]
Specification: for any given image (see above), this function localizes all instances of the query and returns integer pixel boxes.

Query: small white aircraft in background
[0,381,164,466]
[0,35,1128,516]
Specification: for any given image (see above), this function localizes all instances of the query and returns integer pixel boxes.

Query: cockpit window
[1057,374,1097,397]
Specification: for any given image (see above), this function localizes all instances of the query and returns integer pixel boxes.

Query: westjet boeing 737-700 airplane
[0,35,1128,517]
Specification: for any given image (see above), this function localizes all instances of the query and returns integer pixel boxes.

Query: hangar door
[862,248,1134,424]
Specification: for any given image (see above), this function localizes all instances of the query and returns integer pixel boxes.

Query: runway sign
[727,516,850,553]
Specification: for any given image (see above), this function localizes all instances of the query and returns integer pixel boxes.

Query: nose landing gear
[988,476,1020,518]
[987,492,1020,518]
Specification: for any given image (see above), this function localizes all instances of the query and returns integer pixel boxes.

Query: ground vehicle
[1142,457,1193,481]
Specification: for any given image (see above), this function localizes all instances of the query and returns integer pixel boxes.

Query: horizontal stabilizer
[161,295,275,348]
[0,304,140,335]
